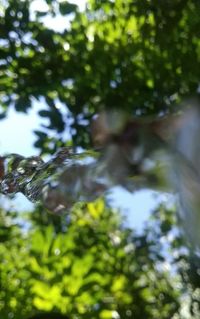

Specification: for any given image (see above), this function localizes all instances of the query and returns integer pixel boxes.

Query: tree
[0,199,183,319]
[0,0,200,152]
[0,1,200,318]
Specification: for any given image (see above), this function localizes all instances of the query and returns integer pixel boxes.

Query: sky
[0,106,40,156]
[0,0,168,230]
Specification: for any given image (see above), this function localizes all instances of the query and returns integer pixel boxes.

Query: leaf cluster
[0,0,200,152]
[0,199,185,319]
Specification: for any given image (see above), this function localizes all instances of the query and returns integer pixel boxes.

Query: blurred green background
[0,0,200,318]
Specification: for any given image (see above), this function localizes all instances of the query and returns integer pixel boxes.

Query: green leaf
[59,2,77,15]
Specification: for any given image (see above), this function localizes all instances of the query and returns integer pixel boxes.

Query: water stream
[1,106,200,248]
[0,130,169,214]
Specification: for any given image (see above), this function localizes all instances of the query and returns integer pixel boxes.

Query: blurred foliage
[0,0,200,152]
[0,1,200,318]
[0,199,188,319]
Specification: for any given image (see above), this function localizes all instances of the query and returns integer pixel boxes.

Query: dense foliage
[0,0,200,318]
[0,0,200,152]
[0,199,188,319]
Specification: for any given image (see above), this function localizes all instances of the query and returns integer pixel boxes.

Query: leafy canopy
[0,0,200,152]
[0,200,183,319]
[1,1,200,318]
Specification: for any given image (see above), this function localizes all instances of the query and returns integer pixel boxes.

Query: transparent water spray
[1,104,200,249]
[0,148,105,213]
[0,127,168,214]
